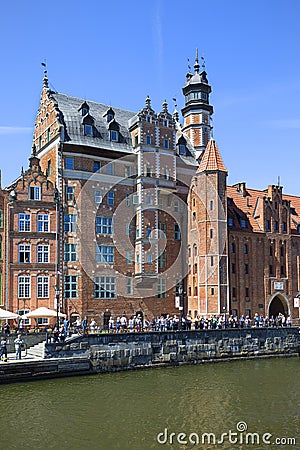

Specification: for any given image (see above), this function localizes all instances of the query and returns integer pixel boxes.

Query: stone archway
[268,295,289,318]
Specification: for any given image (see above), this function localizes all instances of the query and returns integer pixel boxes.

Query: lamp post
[55,285,60,329]
[178,285,184,331]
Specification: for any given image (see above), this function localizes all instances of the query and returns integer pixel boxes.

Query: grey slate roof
[51,92,136,153]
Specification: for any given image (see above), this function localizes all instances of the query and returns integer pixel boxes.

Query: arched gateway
[268,294,290,318]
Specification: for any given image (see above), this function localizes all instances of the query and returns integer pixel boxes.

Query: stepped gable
[227,184,300,233]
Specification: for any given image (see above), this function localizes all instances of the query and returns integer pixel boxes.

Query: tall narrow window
[37,245,49,263]
[37,276,49,298]
[107,192,114,205]
[156,278,167,298]
[94,190,102,204]
[65,186,75,202]
[64,243,77,262]
[110,130,118,142]
[18,276,30,298]
[64,214,77,232]
[18,244,31,263]
[64,275,78,298]
[65,157,74,170]
[93,161,101,172]
[18,214,31,232]
[29,186,41,200]
[126,277,133,295]
[37,214,49,232]
[0,210,3,228]
[84,124,93,136]
[174,224,181,240]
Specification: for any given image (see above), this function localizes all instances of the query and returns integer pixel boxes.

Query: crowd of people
[50,311,293,338]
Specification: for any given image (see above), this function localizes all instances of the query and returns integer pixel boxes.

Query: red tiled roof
[197,138,227,173]
[227,184,300,233]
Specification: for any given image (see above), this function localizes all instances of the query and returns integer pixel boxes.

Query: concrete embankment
[0,328,299,384]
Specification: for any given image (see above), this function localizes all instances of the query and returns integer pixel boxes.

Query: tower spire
[194,48,200,73]
[41,62,48,88]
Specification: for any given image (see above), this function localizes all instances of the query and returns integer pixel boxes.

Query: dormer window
[110,130,119,142]
[84,124,93,136]
[163,119,168,127]
[108,119,120,142]
[146,116,151,123]
[104,108,115,123]
[179,144,186,155]
[79,101,90,116]
[82,113,94,137]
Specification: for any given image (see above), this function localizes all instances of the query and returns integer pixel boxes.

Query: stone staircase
[27,341,46,359]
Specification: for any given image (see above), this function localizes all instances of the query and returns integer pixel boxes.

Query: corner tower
[188,138,228,317]
[181,50,213,160]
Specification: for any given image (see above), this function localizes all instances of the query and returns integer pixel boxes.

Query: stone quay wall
[45,328,299,373]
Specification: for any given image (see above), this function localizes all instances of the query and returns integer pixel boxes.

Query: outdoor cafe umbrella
[22,307,66,319]
[0,308,20,320]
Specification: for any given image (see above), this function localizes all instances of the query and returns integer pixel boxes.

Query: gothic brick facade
[1,53,299,326]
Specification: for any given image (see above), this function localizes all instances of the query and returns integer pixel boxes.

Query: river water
[1,357,299,450]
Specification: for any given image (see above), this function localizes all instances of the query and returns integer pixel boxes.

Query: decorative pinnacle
[162,99,168,113]
[194,48,200,73]
[145,95,151,109]
[41,62,48,88]
[173,109,179,122]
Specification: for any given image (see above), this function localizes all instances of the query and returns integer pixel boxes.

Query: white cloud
[0,126,32,135]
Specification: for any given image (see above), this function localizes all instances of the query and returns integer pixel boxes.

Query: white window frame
[18,244,31,263]
[37,245,49,263]
[29,186,41,200]
[37,276,49,298]
[37,214,49,232]
[18,276,31,298]
[94,190,102,204]
[18,213,31,232]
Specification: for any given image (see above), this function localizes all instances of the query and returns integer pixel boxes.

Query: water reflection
[1,358,299,449]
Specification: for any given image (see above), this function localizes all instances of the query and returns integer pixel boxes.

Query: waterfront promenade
[0,327,298,384]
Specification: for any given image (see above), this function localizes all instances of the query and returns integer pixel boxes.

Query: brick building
[22,63,205,323]
[187,140,300,322]
[3,150,58,327]
[1,52,300,324]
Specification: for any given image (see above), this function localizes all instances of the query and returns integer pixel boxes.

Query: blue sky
[1,0,300,194]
